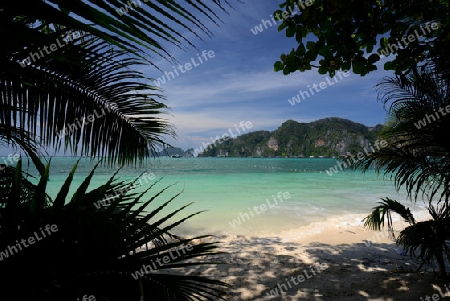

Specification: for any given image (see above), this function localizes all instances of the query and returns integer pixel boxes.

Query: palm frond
[3,33,175,165]
[396,218,450,275]
[355,64,450,202]
[363,197,415,234]
[2,0,231,60]
[1,1,237,165]
[0,160,229,300]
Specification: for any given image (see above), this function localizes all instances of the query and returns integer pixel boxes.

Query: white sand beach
[181,213,450,301]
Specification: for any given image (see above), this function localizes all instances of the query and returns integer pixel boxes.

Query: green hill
[197,117,383,157]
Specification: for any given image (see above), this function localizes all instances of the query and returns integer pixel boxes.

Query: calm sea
[28,157,426,238]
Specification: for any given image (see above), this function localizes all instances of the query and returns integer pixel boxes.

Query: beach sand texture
[174,216,450,301]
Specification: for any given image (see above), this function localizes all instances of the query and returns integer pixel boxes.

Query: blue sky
[143,1,392,151]
[1,1,395,156]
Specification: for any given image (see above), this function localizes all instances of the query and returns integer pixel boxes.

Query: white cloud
[161,70,315,108]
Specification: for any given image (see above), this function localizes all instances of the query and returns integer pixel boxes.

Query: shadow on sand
[177,236,450,300]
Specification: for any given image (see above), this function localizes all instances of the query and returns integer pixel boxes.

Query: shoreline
[180,210,430,244]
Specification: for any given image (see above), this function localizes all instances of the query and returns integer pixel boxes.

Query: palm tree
[0,160,229,300]
[357,64,450,276]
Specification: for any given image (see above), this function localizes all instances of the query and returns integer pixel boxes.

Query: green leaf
[274,61,284,72]
[53,160,79,211]
[384,61,395,70]
[296,31,303,43]
[278,22,288,32]
[70,161,100,205]
[319,45,332,58]
[353,61,363,74]
[342,61,351,71]
[306,41,315,50]
[318,66,328,74]
[274,10,284,21]
[368,53,380,64]
[296,43,306,56]
[30,162,50,217]
[367,41,374,53]
[286,26,296,37]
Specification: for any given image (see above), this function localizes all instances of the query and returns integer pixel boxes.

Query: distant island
[157,146,195,157]
[161,117,384,158]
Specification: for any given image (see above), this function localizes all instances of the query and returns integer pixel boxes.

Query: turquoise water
[28,157,426,237]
